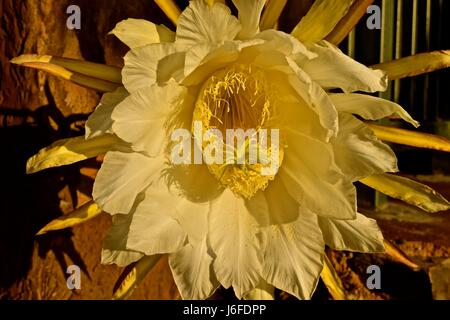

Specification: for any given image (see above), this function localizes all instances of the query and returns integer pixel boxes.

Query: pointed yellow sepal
[291,0,354,43]
[243,281,275,300]
[371,50,450,80]
[367,123,450,152]
[260,0,288,31]
[321,254,346,300]
[113,255,162,300]
[325,0,375,45]
[11,56,121,92]
[360,174,450,213]
[155,0,182,26]
[27,134,120,174]
[204,0,225,6]
[11,54,121,83]
[384,240,420,271]
[36,201,102,235]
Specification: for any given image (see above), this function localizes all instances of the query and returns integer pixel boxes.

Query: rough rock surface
[0,0,178,300]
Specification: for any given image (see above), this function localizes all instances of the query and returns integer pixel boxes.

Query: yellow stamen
[193,65,283,198]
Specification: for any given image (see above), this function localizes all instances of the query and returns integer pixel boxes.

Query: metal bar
[436,0,443,119]
[379,0,395,101]
[376,0,396,208]
[394,0,403,103]
[347,29,356,59]
[409,0,419,116]
[380,0,395,63]
[423,0,432,120]
[411,0,418,55]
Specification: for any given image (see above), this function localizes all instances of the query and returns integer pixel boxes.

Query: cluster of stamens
[192,64,283,198]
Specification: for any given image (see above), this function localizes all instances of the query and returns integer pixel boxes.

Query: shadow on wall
[0,83,94,289]
[0,0,176,292]
[74,0,177,65]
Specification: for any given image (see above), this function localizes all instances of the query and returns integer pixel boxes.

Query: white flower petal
[263,177,299,224]
[176,0,241,46]
[122,43,185,92]
[126,195,187,255]
[298,41,388,93]
[209,189,266,299]
[330,93,419,127]
[285,57,339,139]
[255,29,317,59]
[319,213,385,253]
[332,113,398,181]
[184,42,238,81]
[183,39,263,86]
[93,150,165,214]
[101,249,143,268]
[112,82,186,156]
[169,237,219,300]
[280,129,357,220]
[232,0,266,39]
[261,207,324,300]
[85,87,128,139]
[137,171,216,244]
[264,70,331,141]
[101,213,144,267]
[110,19,175,49]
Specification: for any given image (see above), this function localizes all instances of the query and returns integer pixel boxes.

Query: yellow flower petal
[11,54,122,84]
[260,0,288,31]
[27,134,120,174]
[384,240,420,270]
[367,123,450,152]
[291,0,354,43]
[371,50,450,80]
[360,174,450,213]
[36,201,102,235]
[113,255,162,300]
[325,0,375,45]
[321,254,346,300]
[155,0,182,25]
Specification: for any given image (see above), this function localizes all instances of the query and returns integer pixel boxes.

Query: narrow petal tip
[35,201,102,236]
[10,54,52,65]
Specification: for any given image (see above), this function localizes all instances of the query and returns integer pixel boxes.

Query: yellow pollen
[192,65,284,199]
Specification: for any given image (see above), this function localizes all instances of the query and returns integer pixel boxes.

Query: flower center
[192,65,284,198]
